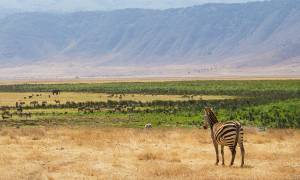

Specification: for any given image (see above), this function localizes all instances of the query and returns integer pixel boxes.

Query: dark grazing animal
[42,101,47,107]
[18,112,32,119]
[52,89,61,95]
[78,106,85,112]
[30,101,39,107]
[2,111,12,120]
[84,107,94,114]
[16,106,23,113]
[78,107,94,113]
[203,107,245,167]
[19,102,26,106]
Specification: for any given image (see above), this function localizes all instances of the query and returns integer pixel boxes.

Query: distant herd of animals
[0,90,131,120]
[0,89,62,120]
[0,90,245,167]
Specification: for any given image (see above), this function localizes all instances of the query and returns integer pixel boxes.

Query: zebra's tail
[233,123,241,149]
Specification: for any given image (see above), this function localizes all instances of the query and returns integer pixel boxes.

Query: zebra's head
[203,107,216,129]
[203,107,210,129]
[203,115,208,129]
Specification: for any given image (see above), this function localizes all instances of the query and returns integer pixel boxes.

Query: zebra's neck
[208,112,218,129]
[209,120,217,129]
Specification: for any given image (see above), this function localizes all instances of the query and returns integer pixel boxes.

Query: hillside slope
[0,0,299,78]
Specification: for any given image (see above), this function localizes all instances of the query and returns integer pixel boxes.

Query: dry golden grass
[0,127,299,179]
[0,92,235,106]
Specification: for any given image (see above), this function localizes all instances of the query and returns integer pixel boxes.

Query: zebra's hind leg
[229,146,236,166]
[221,145,225,165]
[240,142,245,167]
[213,140,219,165]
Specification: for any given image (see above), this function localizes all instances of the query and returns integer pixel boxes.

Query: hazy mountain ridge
[0,0,264,12]
[0,0,299,78]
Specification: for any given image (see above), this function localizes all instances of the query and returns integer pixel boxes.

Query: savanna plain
[0,79,299,179]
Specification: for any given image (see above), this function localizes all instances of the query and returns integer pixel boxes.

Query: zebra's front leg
[221,145,225,166]
[213,140,219,165]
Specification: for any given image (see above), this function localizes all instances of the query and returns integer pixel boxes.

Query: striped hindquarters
[213,121,244,149]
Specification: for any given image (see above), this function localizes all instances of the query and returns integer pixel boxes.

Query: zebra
[203,107,245,167]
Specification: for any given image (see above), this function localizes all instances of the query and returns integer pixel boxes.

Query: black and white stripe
[203,107,245,167]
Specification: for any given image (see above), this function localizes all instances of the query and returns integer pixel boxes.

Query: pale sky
[0,0,267,11]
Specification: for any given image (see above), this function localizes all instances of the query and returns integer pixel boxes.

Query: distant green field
[0,80,299,95]
[0,80,299,128]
